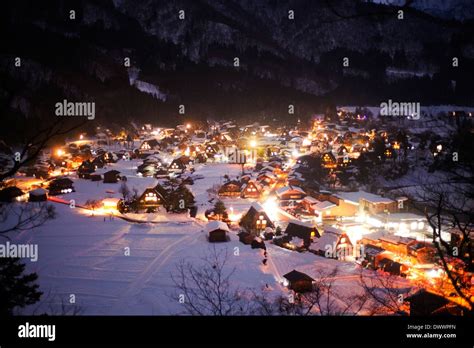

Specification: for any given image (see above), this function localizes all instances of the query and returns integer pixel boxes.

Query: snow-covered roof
[364,244,385,256]
[311,232,340,252]
[258,172,277,180]
[313,201,336,211]
[29,188,47,196]
[283,270,314,282]
[204,221,230,234]
[250,202,265,212]
[242,180,263,191]
[336,191,394,205]
[376,212,425,222]
[324,226,344,235]
[287,220,316,229]
[303,196,319,204]
[145,155,162,162]
[291,171,303,179]
[362,229,391,241]
[261,165,276,172]
[289,137,302,143]
[379,235,415,245]
[276,186,306,196]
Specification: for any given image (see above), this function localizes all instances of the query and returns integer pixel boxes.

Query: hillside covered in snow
[1,0,474,137]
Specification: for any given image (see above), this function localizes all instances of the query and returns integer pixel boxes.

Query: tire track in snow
[265,245,287,291]
[109,226,200,313]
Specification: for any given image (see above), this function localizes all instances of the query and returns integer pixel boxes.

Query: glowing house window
[144,192,157,202]
[256,213,267,229]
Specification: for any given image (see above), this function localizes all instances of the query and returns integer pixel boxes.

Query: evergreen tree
[372,136,386,160]
[275,226,282,236]
[214,200,226,215]
[213,200,227,220]
[0,257,42,316]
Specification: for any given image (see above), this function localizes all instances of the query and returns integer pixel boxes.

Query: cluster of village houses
[1,109,472,314]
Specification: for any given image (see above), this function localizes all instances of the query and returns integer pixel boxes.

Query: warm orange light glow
[263,197,278,221]
[228,207,242,223]
[102,198,120,214]
[144,193,157,202]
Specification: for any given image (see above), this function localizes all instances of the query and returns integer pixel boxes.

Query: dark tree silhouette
[0,119,86,182]
[213,200,227,220]
[0,257,42,316]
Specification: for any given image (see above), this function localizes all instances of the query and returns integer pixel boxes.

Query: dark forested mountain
[1,0,473,134]
[366,0,474,21]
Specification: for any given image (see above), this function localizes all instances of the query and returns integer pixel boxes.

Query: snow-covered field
[5,163,395,315]
[12,206,375,315]
[19,206,271,315]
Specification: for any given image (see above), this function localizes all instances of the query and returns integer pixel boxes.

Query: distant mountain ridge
[0,0,473,133]
[366,0,474,21]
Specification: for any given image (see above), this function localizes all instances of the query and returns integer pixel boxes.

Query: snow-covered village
[1,106,473,316]
[1,0,474,346]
